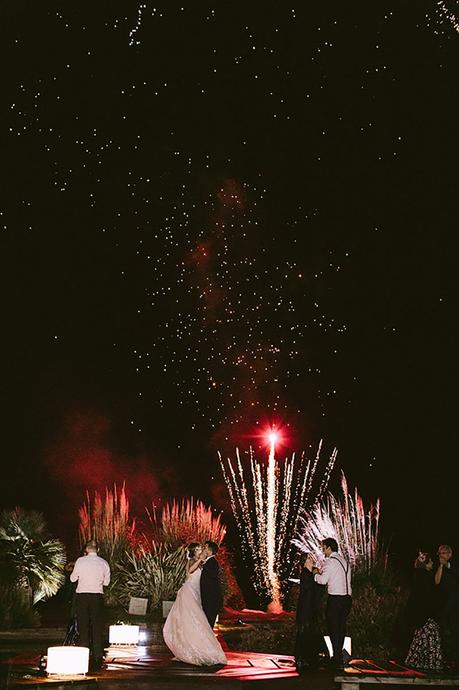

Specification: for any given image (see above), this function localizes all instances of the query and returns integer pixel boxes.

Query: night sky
[1,2,458,563]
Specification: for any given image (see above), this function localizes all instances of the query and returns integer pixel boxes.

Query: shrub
[347,566,407,658]
[0,589,41,629]
[78,485,138,607]
[116,543,187,610]
[293,472,386,575]
[0,508,66,627]
[147,498,226,546]
[77,490,244,613]
[147,497,244,609]
[219,545,245,609]
[78,484,137,562]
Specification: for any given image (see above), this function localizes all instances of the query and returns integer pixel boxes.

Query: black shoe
[296,660,319,674]
[90,659,104,673]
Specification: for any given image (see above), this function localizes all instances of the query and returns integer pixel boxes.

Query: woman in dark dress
[405,552,443,672]
[295,553,323,674]
[435,544,459,670]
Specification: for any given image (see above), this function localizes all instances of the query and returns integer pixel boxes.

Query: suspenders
[329,555,350,595]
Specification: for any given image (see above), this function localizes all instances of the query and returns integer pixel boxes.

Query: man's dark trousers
[326,594,352,666]
[75,593,104,661]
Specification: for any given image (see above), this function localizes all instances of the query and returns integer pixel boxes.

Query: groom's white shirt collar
[204,555,215,563]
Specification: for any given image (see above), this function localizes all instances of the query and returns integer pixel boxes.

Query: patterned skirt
[405,618,443,672]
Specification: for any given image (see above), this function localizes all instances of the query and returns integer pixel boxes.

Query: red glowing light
[241,418,290,451]
[265,427,281,448]
[268,431,278,445]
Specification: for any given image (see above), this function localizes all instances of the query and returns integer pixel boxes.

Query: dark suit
[437,560,459,663]
[200,556,223,628]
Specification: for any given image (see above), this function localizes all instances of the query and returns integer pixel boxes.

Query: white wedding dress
[163,567,227,666]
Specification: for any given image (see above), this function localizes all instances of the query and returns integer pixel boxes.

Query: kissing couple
[163,540,227,666]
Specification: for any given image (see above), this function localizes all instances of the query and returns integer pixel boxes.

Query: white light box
[46,646,89,675]
[109,624,140,645]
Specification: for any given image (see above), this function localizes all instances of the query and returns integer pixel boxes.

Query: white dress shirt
[70,553,110,594]
[314,552,352,596]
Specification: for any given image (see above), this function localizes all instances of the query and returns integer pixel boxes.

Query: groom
[200,541,223,628]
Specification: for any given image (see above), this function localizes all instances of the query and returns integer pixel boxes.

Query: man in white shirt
[70,540,110,671]
[314,537,352,669]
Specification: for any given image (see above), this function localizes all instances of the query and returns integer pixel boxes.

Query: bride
[163,543,227,666]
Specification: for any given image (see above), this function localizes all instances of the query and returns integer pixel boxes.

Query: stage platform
[336,659,459,689]
[1,647,336,690]
[4,644,459,690]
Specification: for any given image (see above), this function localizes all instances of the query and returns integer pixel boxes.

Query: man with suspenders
[314,537,352,669]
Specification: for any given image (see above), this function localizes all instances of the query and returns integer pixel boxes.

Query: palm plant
[0,508,66,609]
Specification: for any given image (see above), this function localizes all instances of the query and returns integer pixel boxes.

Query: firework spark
[266,432,281,611]
[219,430,337,610]
[128,3,147,46]
[292,472,385,575]
[431,1,459,34]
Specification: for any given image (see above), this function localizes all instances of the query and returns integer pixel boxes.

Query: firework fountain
[219,428,337,612]
[292,472,385,575]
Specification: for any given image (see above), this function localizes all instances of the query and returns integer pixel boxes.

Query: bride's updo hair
[187,542,200,560]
